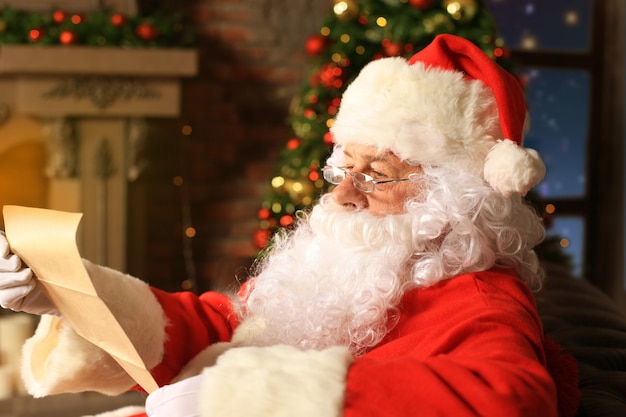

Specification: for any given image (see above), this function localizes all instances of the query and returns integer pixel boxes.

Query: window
[484,0,625,300]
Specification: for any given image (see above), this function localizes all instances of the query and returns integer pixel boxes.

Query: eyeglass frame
[322,165,416,193]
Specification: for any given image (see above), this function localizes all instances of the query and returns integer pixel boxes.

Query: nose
[330,176,368,210]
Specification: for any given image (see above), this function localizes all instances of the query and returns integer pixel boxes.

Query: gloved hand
[0,231,57,315]
[146,374,203,417]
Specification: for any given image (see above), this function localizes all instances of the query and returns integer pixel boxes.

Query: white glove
[146,374,203,417]
[0,231,57,315]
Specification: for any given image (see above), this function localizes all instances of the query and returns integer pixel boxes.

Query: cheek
[388,191,412,214]
[368,182,424,215]
[367,190,409,215]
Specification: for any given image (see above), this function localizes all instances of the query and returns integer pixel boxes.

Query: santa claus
[0,34,579,417]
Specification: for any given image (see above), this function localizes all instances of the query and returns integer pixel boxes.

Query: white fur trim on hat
[198,345,353,417]
[331,57,503,179]
[21,260,166,397]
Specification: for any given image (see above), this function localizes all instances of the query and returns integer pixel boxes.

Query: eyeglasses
[322,166,413,193]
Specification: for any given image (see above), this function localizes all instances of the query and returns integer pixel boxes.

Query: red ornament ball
[409,0,434,11]
[305,34,326,56]
[303,109,316,119]
[319,63,344,89]
[28,29,43,42]
[279,215,294,227]
[372,51,385,60]
[252,228,272,249]
[257,208,271,220]
[327,97,341,115]
[382,39,403,57]
[52,10,66,24]
[493,46,510,60]
[136,22,159,41]
[110,13,126,27]
[323,132,334,145]
[286,138,301,150]
[59,30,77,45]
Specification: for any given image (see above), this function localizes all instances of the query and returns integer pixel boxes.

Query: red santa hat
[330,34,545,197]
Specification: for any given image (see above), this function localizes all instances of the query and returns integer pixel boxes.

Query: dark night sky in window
[484,0,592,51]
[483,0,593,276]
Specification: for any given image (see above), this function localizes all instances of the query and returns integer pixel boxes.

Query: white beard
[239,197,431,356]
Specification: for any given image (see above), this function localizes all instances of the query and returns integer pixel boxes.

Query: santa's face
[329,144,424,215]
[238,144,436,355]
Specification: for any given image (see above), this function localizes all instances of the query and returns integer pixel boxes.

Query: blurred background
[0,0,623,414]
[0,0,619,296]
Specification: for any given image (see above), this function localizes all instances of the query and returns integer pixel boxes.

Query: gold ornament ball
[443,0,478,23]
[333,0,359,22]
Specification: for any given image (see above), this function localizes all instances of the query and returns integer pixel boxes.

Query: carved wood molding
[43,77,160,110]
[42,117,78,178]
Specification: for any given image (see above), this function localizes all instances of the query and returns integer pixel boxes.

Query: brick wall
[127,0,332,292]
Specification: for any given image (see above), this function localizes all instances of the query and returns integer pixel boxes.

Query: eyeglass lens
[323,167,374,192]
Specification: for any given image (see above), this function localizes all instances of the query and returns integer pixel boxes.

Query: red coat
[143,268,578,417]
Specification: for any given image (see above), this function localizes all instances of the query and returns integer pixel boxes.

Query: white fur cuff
[199,345,353,417]
[21,260,166,397]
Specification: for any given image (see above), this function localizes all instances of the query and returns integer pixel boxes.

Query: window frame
[508,0,624,300]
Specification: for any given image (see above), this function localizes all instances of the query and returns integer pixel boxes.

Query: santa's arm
[342,322,559,417]
[21,260,237,397]
[193,313,558,417]
[187,274,575,417]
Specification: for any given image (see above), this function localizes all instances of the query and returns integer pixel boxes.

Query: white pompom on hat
[330,34,545,197]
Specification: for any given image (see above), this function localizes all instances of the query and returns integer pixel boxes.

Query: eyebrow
[343,149,392,164]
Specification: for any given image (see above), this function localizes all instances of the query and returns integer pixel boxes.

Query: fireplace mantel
[0,45,197,115]
[0,45,197,270]
[0,45,197,76]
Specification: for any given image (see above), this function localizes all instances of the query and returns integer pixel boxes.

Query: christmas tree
[253,0,515,250]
